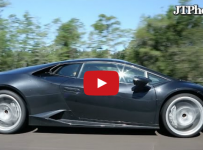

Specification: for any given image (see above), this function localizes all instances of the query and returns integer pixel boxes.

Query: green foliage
[125,1,203,83]
[179,0,191,5]
[0,0,9,12]
[0,0,203,85]
[88,14,132,55]
[55,18,84,60]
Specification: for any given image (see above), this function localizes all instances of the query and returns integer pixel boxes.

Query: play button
[84,71,119,96]
[97,78,107,88]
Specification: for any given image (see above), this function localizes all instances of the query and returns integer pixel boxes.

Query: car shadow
[27,126,156,136]
[22,126,202,138]
[23,126,173,136]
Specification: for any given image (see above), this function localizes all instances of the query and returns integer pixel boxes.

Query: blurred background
[0,0,202,83]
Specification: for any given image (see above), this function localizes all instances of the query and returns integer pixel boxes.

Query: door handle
[63,87,80,92]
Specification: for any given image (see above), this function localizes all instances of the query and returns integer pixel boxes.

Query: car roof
[60,58,145,69]
[60,58,129,63]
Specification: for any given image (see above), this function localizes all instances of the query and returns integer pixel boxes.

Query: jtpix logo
[173,5,203,15]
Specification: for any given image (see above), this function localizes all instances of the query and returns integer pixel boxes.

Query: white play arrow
[97,78,107,88]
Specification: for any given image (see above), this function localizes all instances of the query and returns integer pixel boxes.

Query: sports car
[0,58,203,137]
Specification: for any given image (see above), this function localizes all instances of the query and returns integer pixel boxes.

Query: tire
[161,93,203,138]
[0,90,26,134]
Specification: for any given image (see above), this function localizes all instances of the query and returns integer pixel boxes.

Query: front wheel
[0,90,26,134]
[162,93,203,138]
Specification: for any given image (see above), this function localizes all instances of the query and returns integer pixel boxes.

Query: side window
[123,66,145,83]
[148,73,167,84]
[55,63,81,77]
[79,62,125,82]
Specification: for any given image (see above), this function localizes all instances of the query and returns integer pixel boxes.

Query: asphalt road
[0,127,203,150]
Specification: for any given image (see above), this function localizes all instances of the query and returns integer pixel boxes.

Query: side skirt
[29,110,159,129]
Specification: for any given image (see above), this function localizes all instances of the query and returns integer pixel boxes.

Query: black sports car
[0,58,203,137]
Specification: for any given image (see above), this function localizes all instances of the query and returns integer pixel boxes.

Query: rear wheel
[162,93,203,137]
[0,90,26,134]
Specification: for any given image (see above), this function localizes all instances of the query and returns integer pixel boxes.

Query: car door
[60,62,157,125]
[116,65,157,124]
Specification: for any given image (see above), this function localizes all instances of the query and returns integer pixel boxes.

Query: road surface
[0,127,203,150]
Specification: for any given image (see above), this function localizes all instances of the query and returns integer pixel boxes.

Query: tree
[0,0,12,71]
[54,18,84,60]
[88,14,132,56]
[7,12,50,67]
[0,0,9,17]
[125,0,203,83]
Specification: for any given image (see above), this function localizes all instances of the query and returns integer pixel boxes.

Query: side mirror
[133,76,151,88]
